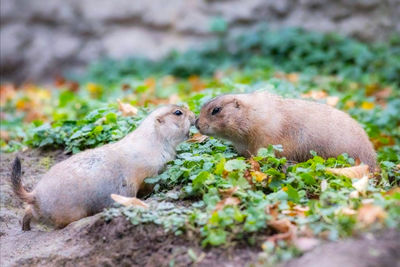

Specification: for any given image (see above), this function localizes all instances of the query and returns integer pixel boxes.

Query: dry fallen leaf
[267,219,297,242]
[110,194,149,208]
[117,99,138,117]
[321,179,328,192]
[187,133,208,143]
[326,96,339,107]
[352,175,369,194]
[385,187,400,196]
[282,205,310,217]
[0,130,10,141]
[286,73,300,83]
[301,90,328,100]
[265,203,280,220]
[336,207,357,216]
[189,75,206,92]
[218,186,238,198]
[214,197,240,211]
[357,203,386,226]
[168,93,180,104]
[0,84,16,105]
[248,158,261,172]
[326,165,370,179]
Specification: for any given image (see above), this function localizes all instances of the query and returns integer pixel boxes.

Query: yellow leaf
[326,165,370,179]
[15,99,27,110]
[251,171,267,182]
[110,194,149,208]
[117,99,138,117]
[87,83,103,96]
[361,101,374,110]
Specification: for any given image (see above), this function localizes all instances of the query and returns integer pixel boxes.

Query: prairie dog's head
[151,105,195,146]
[196,94,248,140]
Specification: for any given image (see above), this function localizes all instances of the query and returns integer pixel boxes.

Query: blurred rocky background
[1,0,399,83]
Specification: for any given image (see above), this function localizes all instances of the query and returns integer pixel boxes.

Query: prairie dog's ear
[234,98,241,109]
[156,116,164,124]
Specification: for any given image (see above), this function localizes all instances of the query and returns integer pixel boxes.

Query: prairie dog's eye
[173,110,183,116]
[211,107,221,115]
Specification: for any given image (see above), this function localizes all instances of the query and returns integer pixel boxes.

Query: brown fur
[196,91,376,170]
[11,105,195,230]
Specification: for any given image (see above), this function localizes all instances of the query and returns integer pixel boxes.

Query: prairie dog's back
[278,98,375,165]
[196,91,376,170]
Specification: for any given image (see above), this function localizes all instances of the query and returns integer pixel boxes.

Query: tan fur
[12,105,195,230]
[196,91,376,170]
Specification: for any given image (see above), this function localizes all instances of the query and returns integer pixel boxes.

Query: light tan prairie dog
[11,105,195,230]
[196,91,376,170]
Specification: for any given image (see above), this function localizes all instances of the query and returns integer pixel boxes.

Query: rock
[0,0,399,82]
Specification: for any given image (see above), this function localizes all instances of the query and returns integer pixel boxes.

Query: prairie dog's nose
[195,118,199,129]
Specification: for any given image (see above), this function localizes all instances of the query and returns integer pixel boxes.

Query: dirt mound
[1,149,399,267]
[0,150,259,266]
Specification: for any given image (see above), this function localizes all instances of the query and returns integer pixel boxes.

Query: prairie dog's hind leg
[22,206,33,231]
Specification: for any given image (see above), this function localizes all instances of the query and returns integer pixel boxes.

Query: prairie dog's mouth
[197,124,211,135]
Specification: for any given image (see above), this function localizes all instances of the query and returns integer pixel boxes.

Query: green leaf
[286,184,300,203]
[225,159,247,171]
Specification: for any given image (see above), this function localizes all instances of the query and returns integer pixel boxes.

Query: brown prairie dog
[196,91,376,170]
[11,105,195,230]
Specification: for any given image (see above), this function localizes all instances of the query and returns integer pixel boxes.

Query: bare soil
[1,149,399,267]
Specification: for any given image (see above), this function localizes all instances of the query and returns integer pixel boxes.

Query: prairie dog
[196,91,376,170]
[11,105,195,230]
